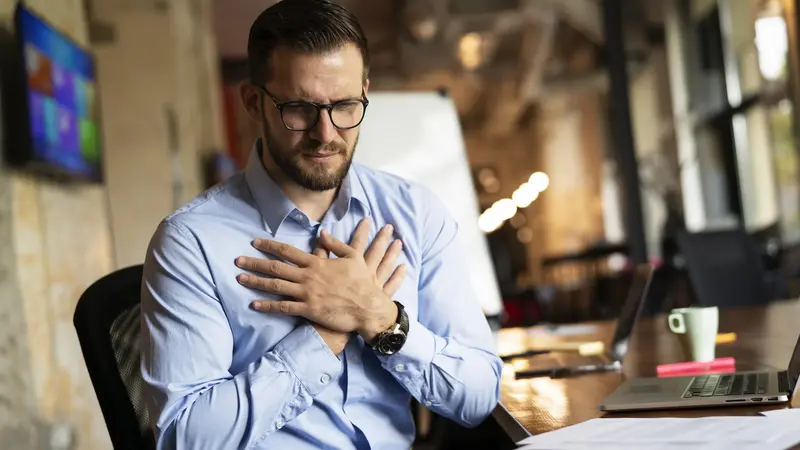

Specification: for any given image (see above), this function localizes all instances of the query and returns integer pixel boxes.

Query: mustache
[301,141,347,155]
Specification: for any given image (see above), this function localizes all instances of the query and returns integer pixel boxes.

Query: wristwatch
[372,301,409,356]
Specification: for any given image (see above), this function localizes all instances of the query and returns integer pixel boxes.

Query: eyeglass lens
[281,100,365,131]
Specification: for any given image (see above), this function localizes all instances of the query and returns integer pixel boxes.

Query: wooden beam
[538,58,648,98]
[519,13,558,100]
[539,0,604,44]
[484,79,526,136]
[483,11,558,135]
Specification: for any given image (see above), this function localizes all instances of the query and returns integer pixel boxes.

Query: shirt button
[424,400,432,407]
[394,364,405,372]
[320,373,331,384]
[275,418,284,429]
[294,213,304,221]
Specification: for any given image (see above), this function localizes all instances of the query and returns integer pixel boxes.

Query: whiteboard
[355,91,503,316]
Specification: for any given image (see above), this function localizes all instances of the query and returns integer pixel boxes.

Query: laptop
[514,264,655,379]
[598,328,800,412]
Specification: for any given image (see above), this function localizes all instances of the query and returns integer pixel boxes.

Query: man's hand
[310,226,404,354]
[236,219,406,352]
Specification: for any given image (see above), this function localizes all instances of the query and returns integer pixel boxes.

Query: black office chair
[73,264,154,450]
[676,229,772,308]
[74,266,514,450]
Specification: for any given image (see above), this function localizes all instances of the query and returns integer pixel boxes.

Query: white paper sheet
[517,410,800,450]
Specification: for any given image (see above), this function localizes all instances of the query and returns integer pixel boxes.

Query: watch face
[378,332,407,355]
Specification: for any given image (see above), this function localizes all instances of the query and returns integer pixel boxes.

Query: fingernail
[251,301,262,310]
[237,273,249,283]
[384,224,394,233]
[235,257,245,267]
[320,229,329,237]
[252,239,263,247]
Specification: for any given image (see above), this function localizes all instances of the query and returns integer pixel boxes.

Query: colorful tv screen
[16,5,102,182]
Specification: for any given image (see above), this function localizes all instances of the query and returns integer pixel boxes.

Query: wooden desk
[492,299,800,441]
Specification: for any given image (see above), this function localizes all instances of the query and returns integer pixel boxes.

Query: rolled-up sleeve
[377,187,502,428]
[141,220,342,450]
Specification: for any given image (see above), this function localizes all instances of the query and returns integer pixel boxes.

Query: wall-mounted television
[1,3,103,183]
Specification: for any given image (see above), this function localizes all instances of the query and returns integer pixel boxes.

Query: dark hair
[247,0,370,85]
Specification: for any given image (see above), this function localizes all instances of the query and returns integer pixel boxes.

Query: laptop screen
[786,332,800,394]
[609,264,655,361]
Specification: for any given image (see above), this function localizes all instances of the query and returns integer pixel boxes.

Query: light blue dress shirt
[140,140,502,450]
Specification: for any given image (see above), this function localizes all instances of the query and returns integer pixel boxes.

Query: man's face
[244,43,368,191]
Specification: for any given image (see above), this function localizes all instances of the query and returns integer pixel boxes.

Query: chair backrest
[676,228,771,308]
[73,264,154,449]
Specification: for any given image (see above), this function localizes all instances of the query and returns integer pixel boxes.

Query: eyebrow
[289,91,363,104]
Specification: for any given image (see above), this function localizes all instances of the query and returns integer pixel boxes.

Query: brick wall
[0,0,114,448]
[0,0,226,448]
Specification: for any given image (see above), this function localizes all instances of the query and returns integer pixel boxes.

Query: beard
[263,121,356,192]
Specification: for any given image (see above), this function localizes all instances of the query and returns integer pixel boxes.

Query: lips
[302,148,341,159]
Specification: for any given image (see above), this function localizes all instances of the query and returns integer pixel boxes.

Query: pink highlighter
[656,357,736,377]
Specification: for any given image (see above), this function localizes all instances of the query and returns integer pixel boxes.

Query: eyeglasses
[259,86,369,132]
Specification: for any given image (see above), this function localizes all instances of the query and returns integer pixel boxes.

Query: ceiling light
[478,210,504,233]
[529,172,550,192]
[459,32,484,70]
[492,198,518,221]
[512,182,539,208]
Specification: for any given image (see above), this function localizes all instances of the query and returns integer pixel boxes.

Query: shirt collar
[244,139,370,234]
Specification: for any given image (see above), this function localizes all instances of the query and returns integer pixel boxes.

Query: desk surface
[494,299,800,439]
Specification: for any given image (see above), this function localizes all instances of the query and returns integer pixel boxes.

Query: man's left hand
[235,220,402,343]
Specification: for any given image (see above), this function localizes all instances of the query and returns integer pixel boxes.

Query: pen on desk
[515,362,621,380]
[500,349,551,361]
[514,367,558,379]
[550,363,620,379]
[500,341,606,361]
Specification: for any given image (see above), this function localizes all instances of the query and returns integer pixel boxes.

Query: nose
[308,109,338,144]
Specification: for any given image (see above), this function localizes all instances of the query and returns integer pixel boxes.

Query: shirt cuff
[378,319,439,383]
[273,322,343,397]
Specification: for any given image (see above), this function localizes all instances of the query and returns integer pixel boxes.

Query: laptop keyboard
[683,373,768,398]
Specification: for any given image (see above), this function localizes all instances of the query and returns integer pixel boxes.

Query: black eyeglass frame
[258,86,369,132]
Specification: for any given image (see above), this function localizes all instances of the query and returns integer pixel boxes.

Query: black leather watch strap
[395,301,409,334]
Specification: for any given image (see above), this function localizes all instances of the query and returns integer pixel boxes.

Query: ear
[363,78,370,96]
[239,81,263,122]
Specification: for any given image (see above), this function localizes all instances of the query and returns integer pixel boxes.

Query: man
[140,0,502,448]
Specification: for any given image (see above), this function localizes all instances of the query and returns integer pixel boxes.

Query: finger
[253,239,316,267]
[383,264,406,297]
[349,218,371,253]
[235,257,305,282]
[312,246,330,258]
[251,299,308,317]
[237,273,305,298]
[375,239,403,281]
[365,224,395,269]
[319,229,356,258]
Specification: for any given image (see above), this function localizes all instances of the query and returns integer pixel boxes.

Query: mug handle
[668,313,686,334]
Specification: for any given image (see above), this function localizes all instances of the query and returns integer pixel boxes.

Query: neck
[261,156,338,223]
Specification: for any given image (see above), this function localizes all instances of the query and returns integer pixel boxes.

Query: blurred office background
[1,0,800,448]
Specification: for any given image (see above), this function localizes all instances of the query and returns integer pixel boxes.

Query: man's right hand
[313,220,405,355]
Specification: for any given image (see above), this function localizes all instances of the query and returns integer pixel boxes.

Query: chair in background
[73,265,154,450]
[676,229,772,308]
